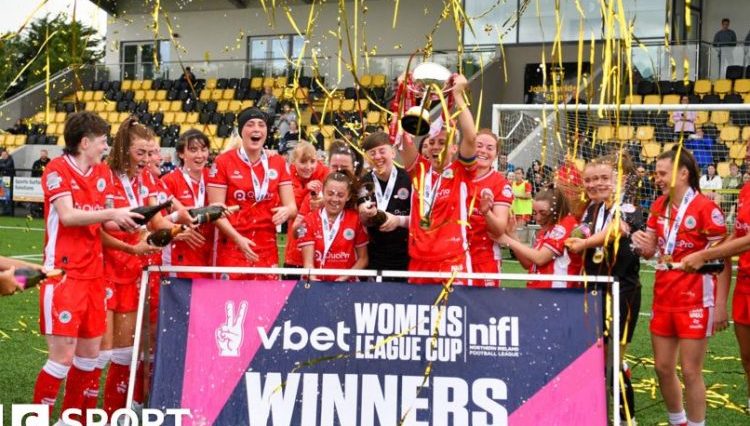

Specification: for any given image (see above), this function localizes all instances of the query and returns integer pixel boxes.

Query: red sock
[61,362,98,422]
[33,362,68,406]
[83,367,104,411]
[103,362,130,416]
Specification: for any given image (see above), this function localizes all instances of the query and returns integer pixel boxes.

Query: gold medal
[419,216,431,230]
[592,249,604,264]
[662,254,673,263]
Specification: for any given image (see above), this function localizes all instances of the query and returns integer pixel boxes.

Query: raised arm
[452,74,477,161]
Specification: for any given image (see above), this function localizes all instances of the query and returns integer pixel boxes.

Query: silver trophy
[400,62,454,137]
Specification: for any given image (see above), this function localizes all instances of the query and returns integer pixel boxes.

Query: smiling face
[146,140,163,177]
[475,133,498,171]
[323,179,350,217]
[532,199,553,227]
[180,139,209,173]
[425,130,456,170]
[366,144,395,174]
[583,163,614,202]
[329,153,354,173]
[654,157,688,195]
[128,137,151,176]
[241,118,267,153]
[294,156,317,179]
[82,134,109,165]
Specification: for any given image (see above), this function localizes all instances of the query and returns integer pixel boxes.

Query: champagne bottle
[188,205,240,224]
[660,261,725,274]
[146,225,188,247]
[14,268,64,290]
[356,185,387,228]
[130,199,173,226]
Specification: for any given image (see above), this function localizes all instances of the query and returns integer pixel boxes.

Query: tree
[0,13,104,100]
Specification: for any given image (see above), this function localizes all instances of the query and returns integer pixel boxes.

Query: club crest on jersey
[294,223,307,239]
[46,172,61,190]
[268,169,279,180]
[343,228,355,240]
[684,215,696,230]
[59,311,72,324]
[548,225,566,240]
[96,178,106,192]
[502,185,513,198]
[208,164,218,178]
[442,169,454,179]
[105,287,114,300]
[140,186,149,197]
[711,208,725,226]
[396,188,410,200]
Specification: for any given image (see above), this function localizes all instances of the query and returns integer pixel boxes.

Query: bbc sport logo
[0,404,191,426]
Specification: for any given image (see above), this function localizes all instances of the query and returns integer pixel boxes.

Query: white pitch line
[0,225,44,232]
[10,254,43,259]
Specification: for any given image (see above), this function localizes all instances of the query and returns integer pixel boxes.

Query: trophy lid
[412,62,452,86]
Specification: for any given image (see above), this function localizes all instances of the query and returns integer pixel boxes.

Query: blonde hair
[290,140,317,163]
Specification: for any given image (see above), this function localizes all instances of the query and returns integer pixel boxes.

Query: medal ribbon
[373,167,398,211]
[118,172,143,208]
[662,187,697,256]
[181,167,205,208]
[238,147,270,202]
[320,209,343,267]
[422,165,443,221]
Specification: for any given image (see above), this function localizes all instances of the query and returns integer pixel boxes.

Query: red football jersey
[207,149,291,248]
[527,215,583,288]
[297,208,368,280]
[647,192,726,311]
[286,162,329,266]
[736,183,750,294]
[102,166,158,284]
[407,156,475,262]
[161,168,213,272]
[469,170,513,264]
[42,155,112,279]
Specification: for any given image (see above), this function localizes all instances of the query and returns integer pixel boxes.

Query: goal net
[492,102,750,230]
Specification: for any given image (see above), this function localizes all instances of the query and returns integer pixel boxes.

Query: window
[247,34,305,78]
[120,40,170,80]
[464,0,518,45]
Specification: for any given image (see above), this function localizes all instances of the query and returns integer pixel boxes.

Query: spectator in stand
[700,163,723,205]
[6,119,29,135]
[714,18,738,75]
[724,162,743,223]
[279,120,301,156]
[257,86,278,117]
[31,149,51,177]
[497,153,514,173]
[724,162,743,190]
[532,172,546,196]
[672,96,697,137]
[511,168,533,227]
[179,67,196,87]
[527,160,544,182]
[276,102,297,141]
[0,148,15,177]
[685,128,714,170]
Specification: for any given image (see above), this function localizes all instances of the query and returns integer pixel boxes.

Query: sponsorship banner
[12,177,43,202]
[0,176,10,202]
[151,279,606,426]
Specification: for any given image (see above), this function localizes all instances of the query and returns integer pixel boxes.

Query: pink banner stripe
[180,279,296,426]
[508,340,606,425]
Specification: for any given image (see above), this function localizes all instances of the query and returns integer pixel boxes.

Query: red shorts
[215,242,279,281]
[650,307,714,339]
[39,275,106,338]
[408,255,468,285]
[732,292,750,326]
[469,256,501,287]
[105,278,140,313]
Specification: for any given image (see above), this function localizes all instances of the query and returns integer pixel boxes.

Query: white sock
[97,349,112,370]
[668,410,687,425]
[42,359,71,379]
[687,420,704,426]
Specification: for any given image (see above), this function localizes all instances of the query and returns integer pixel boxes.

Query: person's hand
[565,237,587,254]
[271,206,293,225]
[379,212,400,232]
[680,252,706,273]
[631,230,654,252]
[479,192,494,215]
[309,195,324,211]
[173,228,207,250]
[131,240,161,256]
[306,180,323,195]
[451,74,468,96]
[619,220,632,236]
[714,305,730,333]
[113,207,143,231]
[234,235,258,262]
[0,266,20,296]
[215,300,248,357]
[173,207,195,226]
[359,202,377,218]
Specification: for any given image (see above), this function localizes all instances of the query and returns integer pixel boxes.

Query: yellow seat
[186,112,199,124]
[643,94,661,105]
[710,110,730,127]
[132,80,143,91]
[663,142,675,152]
[210,137,223,151]
[616,126,635,141]
[321,125,336,139]
[117,112,130,122]
[217,100,230,112]
[720,126,741,144]
[624,94,642,104]
[272,87,283,99]
[85,101,96,111]
[141,80,153,90]
[206,78,217,90]
[55,112,67,123]
[642,141,661,159]
[372,74,387,88]
[294,87,309,101]
[46,123,57,135]
[745,94,750,103]
[717,161,731,177]
[156,90,167,101]
[148,102,159,113]
[122,80,133,91]
[341,99,355,112]
[357,99,369,111]
[714,79,732,96]
[145,90,156,101]
[205,124,218,136]
[595,125,614,141]
[240,100,254,109]
[360,75,373,88]
[222,89,235,100]
[262,77,274,88]
[199,90,211,101]
[694,79,712,95]
[105,101,116,112]
[695,111,709,126]
[164,112,175,124]
[107,112,119,123]
[93,91,104,101]
[734,79,750,95]
[174,112,187,124]
[662,94,681,104]
[250,77,263,90]
[366,110,382,125]
[742,126,750,142]
[229,100,242,111]
[133,90,146,102]
[275,76,287,88]
[730,143,747,160]
[636,126,654,141]
[97,112,108,121]
[211,89,224,101]
[95,102,107,112]
[170,101,182,112]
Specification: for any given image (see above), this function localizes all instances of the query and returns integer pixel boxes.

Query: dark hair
[324,169,359,210]
[361,131,390,152]
[656,146,701,192]
[176,129,210,166]
[534,187,571,224]
[722,18,730,24]
[108,116,156,174]
[62,111,110,155]
[328,139,357,165]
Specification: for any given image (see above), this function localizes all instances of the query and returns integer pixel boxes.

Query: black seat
[724,93,744,104]
[216,78,229,89]
[228,78,240,89]
[657,80,673,94]
[239,78,250,89]
[702,94,721,104]
[636,80,655,96]
[218,124,232,138]
[672,80,694,95]
[727,65,744,80]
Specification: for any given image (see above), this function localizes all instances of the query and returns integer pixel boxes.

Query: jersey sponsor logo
[711,208,725,226]
[684,215,696,230]
[232,190,271,202]
[74,203,105,211]
[688,308,704,319]
[96,178,106,192]
[548,225,566,240]
[502,185,513,198]
[46,172,62,190]
[268,169,279,180]
[343,228,355,240]
[736,220,750,233]
[231,170,244,180]
[676,239,695,249]
[436,188,452,199]
[442,168,454,179]
[315,250,351,262]
[58,311,72,324]
[396,188,410,200]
